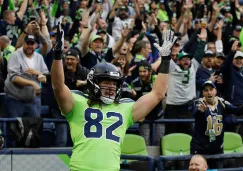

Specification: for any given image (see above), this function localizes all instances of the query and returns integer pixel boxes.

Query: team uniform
[191,97,243,155]
[65,93,134,171]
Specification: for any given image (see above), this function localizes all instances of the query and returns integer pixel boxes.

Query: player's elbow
[153,90,165,102]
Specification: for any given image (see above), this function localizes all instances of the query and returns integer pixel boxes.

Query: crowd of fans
[0,0,243,153]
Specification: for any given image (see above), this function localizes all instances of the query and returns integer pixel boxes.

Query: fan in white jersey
[164,28,208,136]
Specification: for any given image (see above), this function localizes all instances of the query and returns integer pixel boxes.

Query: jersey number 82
[84,108,123,143]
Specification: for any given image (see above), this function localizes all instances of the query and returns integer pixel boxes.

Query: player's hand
[198,103,207,112]
[54,23,64,59]
[154,30,177,58]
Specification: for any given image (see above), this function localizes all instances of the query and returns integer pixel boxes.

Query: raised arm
[132,30,176,122]
[39,10,52,55]
[208,2,219,32]
[16,0,28,20]
[15,21,34,49]
[112,27,129,54]
[51,24,74,115]
[193,28,207,63]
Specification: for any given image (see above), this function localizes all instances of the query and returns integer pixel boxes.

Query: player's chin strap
[100,96,114,104]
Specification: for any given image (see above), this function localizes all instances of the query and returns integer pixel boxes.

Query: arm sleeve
[8,0,15,10]
[220,51,234,80]
[196,70,207,90]
[215,40,223,53]
[224,100,243,116]
[7,53,22,81]
[70,0,78,20]
[193,40,207,64]
[40,55,49,74]
[164,0,173,20]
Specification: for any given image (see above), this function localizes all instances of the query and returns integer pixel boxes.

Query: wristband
[158,56,171,74]
[38,35,47,44]
[54,52,63,60]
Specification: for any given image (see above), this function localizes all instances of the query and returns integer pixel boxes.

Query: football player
[51,23,176,171]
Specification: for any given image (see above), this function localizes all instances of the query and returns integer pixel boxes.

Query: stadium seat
[161,133,192,156]
[121,134,148,156]
[126,123,139,134]
[121,134,150,171]
[224,132,243,153]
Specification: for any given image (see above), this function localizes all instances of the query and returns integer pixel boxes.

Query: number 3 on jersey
[84,108,123,143]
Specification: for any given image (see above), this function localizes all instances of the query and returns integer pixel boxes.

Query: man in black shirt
[191,80,243,168]
[64,49,89,92]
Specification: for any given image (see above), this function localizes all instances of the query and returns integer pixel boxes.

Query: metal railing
[0,149,155,171]
[2,118,243,146]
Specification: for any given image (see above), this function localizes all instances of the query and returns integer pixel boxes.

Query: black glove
[54,23,64,60]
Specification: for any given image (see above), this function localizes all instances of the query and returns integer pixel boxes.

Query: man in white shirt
[164,29,207,135]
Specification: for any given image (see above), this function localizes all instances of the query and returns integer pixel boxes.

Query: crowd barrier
[0,148,154,171]
[0,148,243,171]
[1,118,243,147]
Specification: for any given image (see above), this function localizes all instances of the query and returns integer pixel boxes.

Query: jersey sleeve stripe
[71,90,89,99]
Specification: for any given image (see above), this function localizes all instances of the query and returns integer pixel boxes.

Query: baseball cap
[65,49,80,59]
[224,6,231,12]
[159,0,164,3]
[50,31,57,37]
[97,29,106,35]
[204,50,215,57]
[138,61,152,71]
[177,52,192,60]
[24,34,36,43]
[234,51,243,59]
[202,80,216,90]
[90,35,104,43]
[234,25,242,31]
[161,19,169,23]
[119,6,129,12]
[216,52,225,59]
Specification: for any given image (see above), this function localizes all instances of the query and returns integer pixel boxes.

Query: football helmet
[87,62,123,104]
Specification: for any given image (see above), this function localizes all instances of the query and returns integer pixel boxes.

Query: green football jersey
[65,93,134,171]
